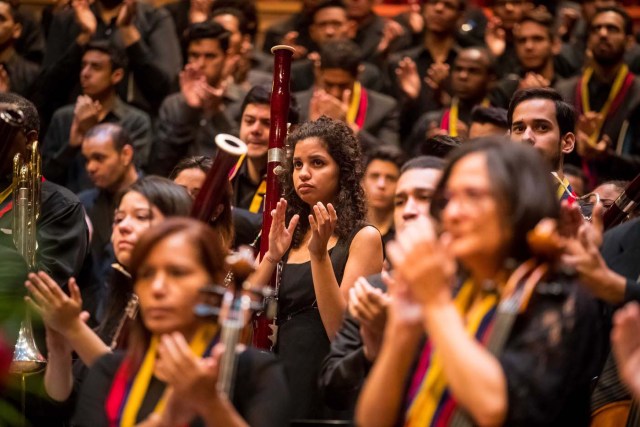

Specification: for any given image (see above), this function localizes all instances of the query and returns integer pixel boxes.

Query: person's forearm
[356,326,420,427]
[424,304,507,426]
[201,397,249,427]
[44,349,73,401]
[310,252,345,341]
[64,319,110,366]
[249,256,279,289]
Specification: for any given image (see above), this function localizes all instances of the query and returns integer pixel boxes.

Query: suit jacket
[601,217,640,303]
[295,88,400,147]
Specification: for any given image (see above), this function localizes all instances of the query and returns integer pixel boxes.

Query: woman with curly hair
[252,116,384,420]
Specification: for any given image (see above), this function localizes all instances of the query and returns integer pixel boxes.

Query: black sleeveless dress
[274,228,360,421]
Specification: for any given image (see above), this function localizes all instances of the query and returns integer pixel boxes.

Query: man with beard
[555,6,640,186]
[508,87,577,201]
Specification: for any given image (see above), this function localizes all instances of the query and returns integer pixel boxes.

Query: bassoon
[253,45,295,349]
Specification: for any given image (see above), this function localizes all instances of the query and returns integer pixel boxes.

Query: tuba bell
[6,107,46,375]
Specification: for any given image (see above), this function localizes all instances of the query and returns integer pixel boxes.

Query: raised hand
[266,198,299,262]
[612,302,640,400]
[282,31,307,60]
[308,202,337,260]
[407,0,424,35]
[395,57,421,100]
[309,89,350,122]
[25,273,83,334]
[518,72,550,90]
[72,0,97,36]
[0,65,10,93]
[485,16,506,57]
[348,277,390,361]
[386,216,455,307]
[576,113,609,159]
[116,0,137,27]
[424,62,450,92]
[377,19,405,54]
[189,0,212,24]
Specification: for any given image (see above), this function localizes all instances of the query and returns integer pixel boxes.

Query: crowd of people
[0,0,639,425]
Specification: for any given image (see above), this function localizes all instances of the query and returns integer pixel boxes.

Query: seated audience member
[555,6,640,186]
[320,156,444,415]
[468,106,509,140]
[151,21,240,177]
[361,145,405,245]
[508,88,577,201]
[261,0,317,58]
[484,0,534,78]
[211,6,271,91]
[289,0,382,93]
[26,178,192,408]
[169,155,212,200]
[78,124,139,286]
[593,180,627,210]
[0,0,40,98]
[296,39,400,147]
[406,47,496,149]
[357,139,604,426]
[71,218,291,427]
[43,41,151,193]
[490,9,576,109]
[40,0,181,116]
[0,93,88,287]
[413,134,462,158]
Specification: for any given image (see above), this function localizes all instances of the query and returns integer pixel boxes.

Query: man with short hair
[556,6,640,185]
[78,123,138,276]
[43,41,151,193]
[361,145,405,245]
[469,106,509,139]
[490,9,575,109]
[508,87,577,201]
[320,155,445,417]
[296,39,400,147]
[151,21,240,177]
[406,47,496,148]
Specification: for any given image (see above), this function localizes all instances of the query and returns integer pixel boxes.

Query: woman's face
[173,167,207,200]
[112,191,165,268]
[441,153,512,268]
[292,137,340,206]
[134,232,212,336]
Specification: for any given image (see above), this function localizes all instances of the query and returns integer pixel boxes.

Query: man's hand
[395,57,421,100]
[424,62,450,92]
[72,0,97,42]
[189,0,212,24]
[349,277,390,361]
[485,16,506,57]
[576,113,610,159]
[282,31,307,60]
[0,66,10,93]
[70,95,102,147]
[377,19,405,54]
[309,89,350,122]
[179,64,225,113]
[518,72,550,90]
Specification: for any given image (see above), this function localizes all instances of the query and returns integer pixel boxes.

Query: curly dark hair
[283,116,366,248]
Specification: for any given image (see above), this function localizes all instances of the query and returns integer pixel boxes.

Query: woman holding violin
[72,217,290,427]
[252,116,384,420]
[356,139,605,426]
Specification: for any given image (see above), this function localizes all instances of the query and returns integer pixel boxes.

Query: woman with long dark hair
[72,218,290,426]
[26,177,192,401]
[251,116,384,419]
[356,139,604,426]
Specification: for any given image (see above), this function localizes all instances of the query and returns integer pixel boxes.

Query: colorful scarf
[404,281,498,427]
[440,98,490,137]
[105,324,219,427]
[346,81,368,130]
